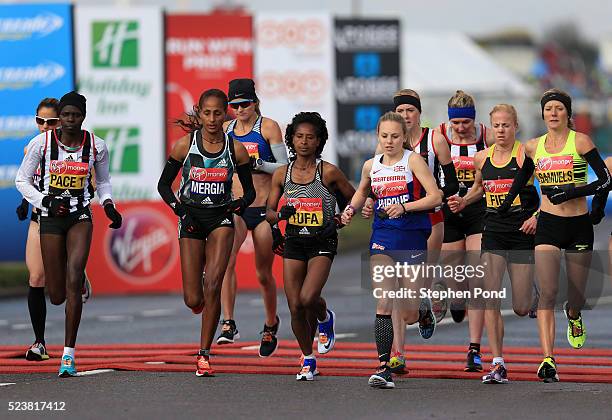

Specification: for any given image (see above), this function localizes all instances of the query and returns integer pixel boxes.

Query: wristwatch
[254,158,264,170]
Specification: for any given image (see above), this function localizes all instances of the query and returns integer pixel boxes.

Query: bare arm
[265,165,288,225]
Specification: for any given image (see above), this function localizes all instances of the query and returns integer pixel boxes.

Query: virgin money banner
[0,3,74,260]
[254,13,336,164]
[165,13,253,154]
[75,6,164,201]
[89,201,282,294]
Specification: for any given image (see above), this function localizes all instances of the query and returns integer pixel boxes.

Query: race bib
[243,142,260,159]
[287,197,323,226]
[452,156,476,182]
[536,155,574,186]
[49,160,88,190]
[483,179,520,208]
[189,167,228,196]
[371,181,409,209]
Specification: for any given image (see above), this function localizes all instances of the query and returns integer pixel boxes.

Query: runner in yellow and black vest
[499,89,611,383]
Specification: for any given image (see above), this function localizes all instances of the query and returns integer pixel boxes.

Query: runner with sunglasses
[158,88,254,377]
[216,79,288,357]
[15,98,92,362]
[16,91,122,377]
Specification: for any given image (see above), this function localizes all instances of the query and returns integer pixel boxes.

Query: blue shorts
[369,228,431,263]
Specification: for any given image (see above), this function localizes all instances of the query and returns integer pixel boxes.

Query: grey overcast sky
[18,0,612,42]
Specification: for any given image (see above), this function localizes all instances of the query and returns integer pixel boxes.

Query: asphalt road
[1,221,612,419]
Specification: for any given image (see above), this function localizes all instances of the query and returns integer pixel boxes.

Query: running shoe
[81,272,92,304]
[216,319,240,344]
[388,352,407,374]
[25,342,49,361]
[431,281,448,323]
[564,302,586,349]
[299,355,320,377]
[418,297,437,340]
[537,356,559,383]
[464,348,483,372]
[368,364,395,389]
[58,355,77,377]
[317,309,336,354]
[259,316,281,358]
[482,363,508,384]
[296,357,317,381]
[195,355,214,377]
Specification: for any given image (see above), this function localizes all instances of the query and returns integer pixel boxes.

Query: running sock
[63,347,75,358]
[375,314,393,363]
[469,343,481,352]
[318,310,330,323]
[198,349,210,358]
[27,286,46,344]
[304,354,315,360]
[493,357,505,367]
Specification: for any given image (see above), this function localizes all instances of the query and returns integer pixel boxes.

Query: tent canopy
[402,31,534,97]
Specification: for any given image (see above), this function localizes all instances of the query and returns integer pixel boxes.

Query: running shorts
[429,209,444,226]
[534,212,593,251]
[179,205,234,240]
[240,206,267,231]
[481,229,535,264]
[369,227,430,264]
[443,202,484,243]
[39,206,92,236]
[284,235,338,262]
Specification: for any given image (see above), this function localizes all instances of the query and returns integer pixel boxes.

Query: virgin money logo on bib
[288,197,323,226]
[244,142,260,158]
[106,208,177,285]
[189,167,228,182]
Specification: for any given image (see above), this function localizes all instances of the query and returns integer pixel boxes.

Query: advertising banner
[165,13,253,154]
[254,13,336,164]
[88,201,283,294]
[75,6,164,201]
[335,19,400,175]
[0,3,74,260]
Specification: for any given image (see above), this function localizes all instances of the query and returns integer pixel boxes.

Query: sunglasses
[229,101,254,110]
[35,116,59,126]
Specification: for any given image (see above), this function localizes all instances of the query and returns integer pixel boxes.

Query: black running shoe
[464,348,483,372]
[216,319,240,345]
[368,364,395,389]
[537,356,559,383]
[259,316,281,357]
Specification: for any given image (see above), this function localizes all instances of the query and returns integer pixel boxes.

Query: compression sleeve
[440,162,459,197]
[15,137,45,209]
[236,163,255,207]
[93,137,113,204]
[564,149,611,199]
[498,156,535,212]
[157,157,183,213]
[257,143,289,174]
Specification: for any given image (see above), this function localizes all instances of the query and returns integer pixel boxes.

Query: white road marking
[11,323,30,330]
[0,383,16,387]
[144,362,166,365]
[140,309,176,317]
[77,369,114,376]
[97,315,133,322]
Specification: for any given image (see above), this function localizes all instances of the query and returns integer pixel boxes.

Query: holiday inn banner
[75,6,164,201]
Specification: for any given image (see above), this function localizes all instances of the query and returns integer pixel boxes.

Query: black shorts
[39,206,92,236]
[240,206,267,231]
[179,205,234,240]
[481,230,535,264]
[443,202,484,243]
[534,211,593,251]
[284,235,338,262]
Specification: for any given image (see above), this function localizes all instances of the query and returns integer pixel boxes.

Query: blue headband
[448,106,475,120]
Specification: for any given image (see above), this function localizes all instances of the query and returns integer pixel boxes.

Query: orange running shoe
[195,355,214,377]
